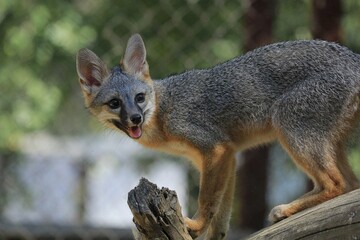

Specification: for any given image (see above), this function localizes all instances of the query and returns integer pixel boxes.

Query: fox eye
[135,93,145,103]
[107,98,121,109]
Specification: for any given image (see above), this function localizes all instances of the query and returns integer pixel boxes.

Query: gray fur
[154,40,360,153]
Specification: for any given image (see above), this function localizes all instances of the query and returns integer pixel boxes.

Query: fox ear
[121,34,151,81]
[76,48,108,94]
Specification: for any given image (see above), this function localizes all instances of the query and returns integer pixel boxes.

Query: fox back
[149,40,360,151]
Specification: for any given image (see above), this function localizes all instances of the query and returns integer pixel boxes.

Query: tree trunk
[237,146,270,230]
[243,0,276,52]
[312,0,342,42]
[238,0,276,231]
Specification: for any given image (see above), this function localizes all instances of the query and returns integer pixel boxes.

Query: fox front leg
[185,144,235,239]
[205,161,236,240]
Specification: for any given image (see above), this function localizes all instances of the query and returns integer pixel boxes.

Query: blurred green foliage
[0,1,97,150]
[1,0,360,153]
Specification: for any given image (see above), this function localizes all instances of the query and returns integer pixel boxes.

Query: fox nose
[130,114,142,124]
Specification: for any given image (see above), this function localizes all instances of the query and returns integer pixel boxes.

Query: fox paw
[184,217,206,239]
[268,204,290,223]
[205,230,226,240]
[205,225,228,240]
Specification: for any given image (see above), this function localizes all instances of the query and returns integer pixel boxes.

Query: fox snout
[120,102,144,126]
[115,103,144,139]
[126,118,143,139]
[112,115,143,139]
[130,114,142,125]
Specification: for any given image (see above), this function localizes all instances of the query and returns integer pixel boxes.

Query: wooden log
[128,179,360,240]
[127,178,192,240]
[247,188,360,239]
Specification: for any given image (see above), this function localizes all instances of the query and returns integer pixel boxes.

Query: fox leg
[205,157,236,240]
[335,144,359,191]
[185,144,235,239]
[269,137,347,223]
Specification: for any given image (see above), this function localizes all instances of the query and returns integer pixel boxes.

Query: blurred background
[1,0,360,239]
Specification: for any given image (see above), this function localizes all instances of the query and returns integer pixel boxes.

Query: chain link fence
[1,1,245,239]
[0,0,326,239]
[93,0,243,78]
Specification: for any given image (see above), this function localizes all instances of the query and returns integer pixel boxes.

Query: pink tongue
[129,126,142,139]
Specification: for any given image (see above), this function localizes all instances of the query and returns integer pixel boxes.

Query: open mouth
[129,126,142,139]
[111,120,142,139]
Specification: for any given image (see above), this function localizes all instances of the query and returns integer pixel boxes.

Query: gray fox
[76,34,360,239]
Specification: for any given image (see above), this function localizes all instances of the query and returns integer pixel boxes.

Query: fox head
[76,34,155,139]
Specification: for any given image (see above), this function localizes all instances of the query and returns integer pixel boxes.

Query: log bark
[128,179,360,240]
[247,188,360,239]
[127,178,192,240]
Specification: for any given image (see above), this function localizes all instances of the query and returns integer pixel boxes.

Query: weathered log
[127,178,192,240]
[128,179,360,240]
[247,188,360,240]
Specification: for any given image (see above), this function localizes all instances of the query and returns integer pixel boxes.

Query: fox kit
[76,34,360,239]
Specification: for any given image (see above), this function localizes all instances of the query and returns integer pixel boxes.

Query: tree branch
[128,178,192,240]
[247,188,360,239]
